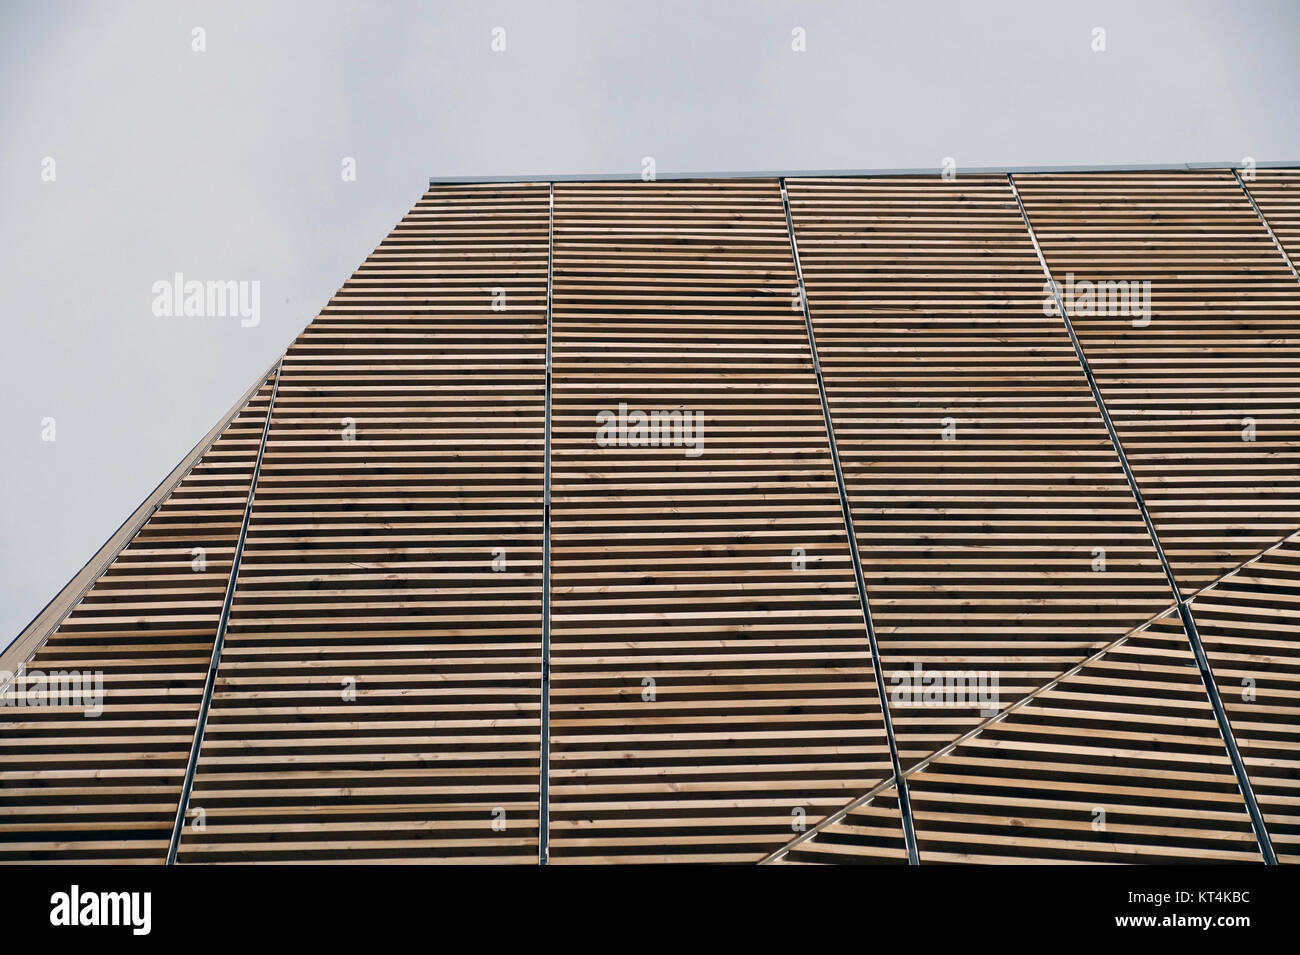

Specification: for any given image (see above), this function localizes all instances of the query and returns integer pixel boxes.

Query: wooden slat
[0,377,276,863]
[174,183,549,863]
[1015,171,1300,591]
[547,179,904,863]
[785,175,1173,768]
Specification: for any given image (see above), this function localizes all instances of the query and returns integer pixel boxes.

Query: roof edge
[0,356,281,679]
[429,159,1300,185]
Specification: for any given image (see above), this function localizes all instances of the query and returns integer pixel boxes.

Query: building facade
[2,167,1298,864]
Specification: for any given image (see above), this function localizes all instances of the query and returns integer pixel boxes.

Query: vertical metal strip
[1008,173,1278,865]
[779,177,920,864]
[166,359,282,865]
[1233,169,1300,283]
[539,182,554,865]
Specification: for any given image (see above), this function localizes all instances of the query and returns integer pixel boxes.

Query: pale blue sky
[3,0,1299,648]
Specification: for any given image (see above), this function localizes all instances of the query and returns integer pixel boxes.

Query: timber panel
[175,184,548,863]
[1015,171,1300,592]
[785,175,1173,769]
[789,616,1260,864]
[0,376,274,863]
[9,167,1300,866]
[1178,531,1300,863]
[1244,169,1300,268]
[775,784,906,864]
[547,179,905,863]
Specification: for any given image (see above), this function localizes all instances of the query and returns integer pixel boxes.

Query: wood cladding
[177,183,549,863]
[1244,169,1300,268]
[786,617,1260,863]
[4,168,1299,864]
[1170,531,1300,864]
[0,376,274,862]
[547,180,902,863]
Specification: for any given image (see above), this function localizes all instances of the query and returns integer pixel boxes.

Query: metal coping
[431,159,1300,186]
[1007,172,1279,865]
[166,360,283,865]
[778,176,920,864]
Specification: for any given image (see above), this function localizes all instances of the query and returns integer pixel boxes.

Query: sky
[2,0,1299,649]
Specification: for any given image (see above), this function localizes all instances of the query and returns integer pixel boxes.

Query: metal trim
[166,360,283,865]
[778,176,920,865]
[538,183,554,865]
[430,160,1300,187]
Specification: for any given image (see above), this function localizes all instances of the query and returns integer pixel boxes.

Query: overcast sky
[3,0,1299,649]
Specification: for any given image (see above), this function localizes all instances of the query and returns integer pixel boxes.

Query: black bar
[8,864,1288,942]
[1233,168,1300,282]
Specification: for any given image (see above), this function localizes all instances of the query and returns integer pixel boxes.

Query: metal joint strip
[165,360,283,865]
[539,183,554,865]
[778,177,920,865]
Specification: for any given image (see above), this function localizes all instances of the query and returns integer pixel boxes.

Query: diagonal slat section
[1242,169,1300,272]
[1179,530,1300,863]
[788,616,1260,863]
